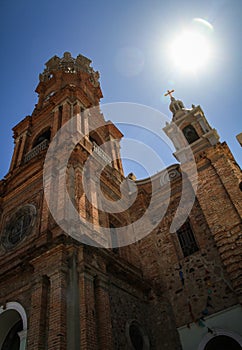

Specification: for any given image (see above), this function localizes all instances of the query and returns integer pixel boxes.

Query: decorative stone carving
[1,204,36,249]
[160,167,181,186]
[39,52,100,87]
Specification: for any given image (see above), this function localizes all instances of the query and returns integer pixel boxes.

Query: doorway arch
[205,335,241,350]
[0,302,27,350]
[198,328,242,350]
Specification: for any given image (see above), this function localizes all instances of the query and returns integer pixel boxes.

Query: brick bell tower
[163,92,220,162]
[163,92,242,301]
[0,52,124,350]
[0,54,181,350]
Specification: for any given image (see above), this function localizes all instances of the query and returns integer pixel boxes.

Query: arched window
[126,320,150,350]
[89,130,103,147]
[33,128,51,148]
[129,324,144,350]
[177,220,199,257]
[182,125,199,144]
[24,129,50,163]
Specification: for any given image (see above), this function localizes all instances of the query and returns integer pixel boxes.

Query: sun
[170,30,211,72]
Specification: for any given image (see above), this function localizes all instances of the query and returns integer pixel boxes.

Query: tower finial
[164,89,175,100]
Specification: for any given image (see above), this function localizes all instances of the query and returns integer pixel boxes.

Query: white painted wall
[178,304,242,350]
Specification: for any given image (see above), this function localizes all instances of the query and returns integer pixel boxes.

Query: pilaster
[95,274,113,349]
[47,266,68,350]
[27,276,50,350]
[16,130,28,166]
[79,269,98,350]
[9,136,21,171]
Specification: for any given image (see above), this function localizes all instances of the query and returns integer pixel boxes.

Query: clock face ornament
[1,204,36,249]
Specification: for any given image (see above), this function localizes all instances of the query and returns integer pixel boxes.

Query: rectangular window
[177,221,198,257]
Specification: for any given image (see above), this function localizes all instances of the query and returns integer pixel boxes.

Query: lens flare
[170,30,211,72]
[193,18,214,33]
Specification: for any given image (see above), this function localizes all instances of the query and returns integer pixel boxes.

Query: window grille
[177,221,198,257]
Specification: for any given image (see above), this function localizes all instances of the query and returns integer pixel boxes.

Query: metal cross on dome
[164,89,175,99]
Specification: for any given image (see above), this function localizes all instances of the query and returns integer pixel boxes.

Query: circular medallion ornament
[1,204,36,249]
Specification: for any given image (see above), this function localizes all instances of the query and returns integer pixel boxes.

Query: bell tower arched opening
[32,128,51,148]
[182,125,199,144]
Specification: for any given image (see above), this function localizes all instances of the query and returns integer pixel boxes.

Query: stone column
[83,109,89,145]
[18,330,27,350]
[109,140,119,171]
[198,116,209,133]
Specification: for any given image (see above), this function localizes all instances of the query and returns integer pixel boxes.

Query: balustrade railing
[92,142,112,164]
[24,139,49,163]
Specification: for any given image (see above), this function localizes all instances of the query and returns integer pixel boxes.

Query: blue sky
[0,0,241,179]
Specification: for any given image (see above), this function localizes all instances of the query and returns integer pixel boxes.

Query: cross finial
[164,89,175,100]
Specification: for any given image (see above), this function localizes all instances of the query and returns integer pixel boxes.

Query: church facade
[0,52,241,350]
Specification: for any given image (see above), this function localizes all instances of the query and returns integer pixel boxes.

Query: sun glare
[170,30,211,72]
